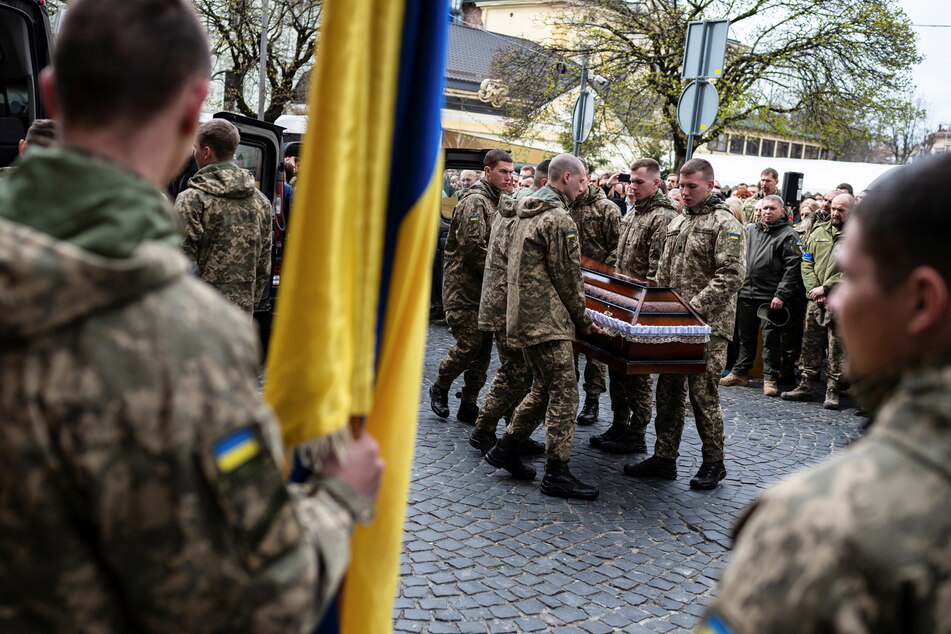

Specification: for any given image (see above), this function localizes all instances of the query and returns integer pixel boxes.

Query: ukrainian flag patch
[468,214,479,221]
[566,230,577,239]
[729,233,741,240]
[698,613,734,634]
[213,428,261,473]
[803,252,815,262]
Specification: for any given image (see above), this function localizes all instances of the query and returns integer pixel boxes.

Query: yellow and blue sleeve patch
[698,613,734,634]
[728,233,741,240]
[468,214,480,221]
[803,251,815,262]
[214,428,261,473]
[566,230,577,239]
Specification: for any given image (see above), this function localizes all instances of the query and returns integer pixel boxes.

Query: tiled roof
[447,22,542,85]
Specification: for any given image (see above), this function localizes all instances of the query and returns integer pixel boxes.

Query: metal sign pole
[686,134,695,161]
[573,58,589,156]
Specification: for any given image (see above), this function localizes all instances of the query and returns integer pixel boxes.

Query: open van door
[212,111,286,358]
[0,0,52,166]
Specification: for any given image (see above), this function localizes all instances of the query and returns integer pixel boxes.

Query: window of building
[804,145,819,160]
[729,136,744,154]
[760,139,775,157]
[745,137,760,155]
[776,141,789,158]
[790,143,803,159]
[707,134,728,152]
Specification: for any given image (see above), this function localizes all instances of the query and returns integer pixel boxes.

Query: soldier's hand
[580,323,603,337]
[770,297,784,310]
[319,433,385,503]
[808,286,826,301]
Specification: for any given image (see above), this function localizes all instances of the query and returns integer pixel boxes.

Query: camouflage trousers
[654,336,728,463]
[435,309,493,403]
[798,301,843,388]
[574,353,606,397]
[474,330,532,433]
[506,339,578,462]
[733,297,784,381]
[607,369,653,435]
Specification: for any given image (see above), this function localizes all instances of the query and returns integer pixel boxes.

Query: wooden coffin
[573,257,709,375]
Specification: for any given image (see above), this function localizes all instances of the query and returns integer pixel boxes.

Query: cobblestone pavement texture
[395,322,864,633]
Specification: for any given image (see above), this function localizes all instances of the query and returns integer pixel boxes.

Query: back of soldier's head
[54,0,210,129]
[197,120,241,162]
[535,159,551,182]
[24,119,56,148]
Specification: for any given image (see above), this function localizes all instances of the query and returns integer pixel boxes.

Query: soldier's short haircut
[548,154,585,181]
[54,0,211,128]
[761,167,779,180]
[197,120,241,161]
[630,158,660,178]
[680,158,714,181]
[24,119,56,147]
[535,159,551,181]
[836,182,854,195]
[520,165,535,176]
[484,149,513,168]
[762,194,784,207]
[856,153,950,290]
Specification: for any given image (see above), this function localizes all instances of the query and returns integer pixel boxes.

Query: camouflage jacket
[801,219,843,294]
[0,163,370,633]
[569,185,620,263]
[442,178,503,312]
[512,185,537,201]
[478,195,518,332]
[506,186,592,347]
[793,208,828,243]
[608,190,677,281]
[701,353,951,634]
[175,161,272,313]
[657,195,747,340]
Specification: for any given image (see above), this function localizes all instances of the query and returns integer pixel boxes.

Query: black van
[0,0,52,166]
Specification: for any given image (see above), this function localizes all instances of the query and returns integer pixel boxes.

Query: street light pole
[573,56,589,156]
[257,0,269,120]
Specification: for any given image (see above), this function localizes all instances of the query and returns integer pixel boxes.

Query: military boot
[515,437,546,456]
[589,412,628,448]
[468,429,496,455]
[823,385,840,410]
[718,373,750,387]
[456,401,479,424]
[623,455,677,480]
[763,380,779,397]
[689,461,727,490]
[576,397,599,426]
[781,378,815,401]
[429,384,449,418]
[484,435,536,480]
[599,426,648,454]
[540,460,599,500]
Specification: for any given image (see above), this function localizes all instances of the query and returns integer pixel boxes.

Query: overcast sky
[899,0,951,127]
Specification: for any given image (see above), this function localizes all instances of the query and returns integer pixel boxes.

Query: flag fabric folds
[263,0,448,631]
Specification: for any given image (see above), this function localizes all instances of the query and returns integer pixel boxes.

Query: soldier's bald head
[548,154,585,180]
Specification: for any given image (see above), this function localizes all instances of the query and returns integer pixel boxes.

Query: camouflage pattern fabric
[608,370,654,435]
[798,300,843,387]
[653,336,728,462]
[506,186,592,348]
[575,353,606,397]
[701,355,951,633]
[477,195,518,333]
[732,297,784,380]
[0,165,15,180]
[0,215,370,633]
[657,195,747,341]
[175,161,272,313]
[505,339,579,461]
[442,178,502,313]
[608,190,678,281]
[435,308,493,403]
[512,186,537,201]
[569,185,620,264]
[474,330,532,433]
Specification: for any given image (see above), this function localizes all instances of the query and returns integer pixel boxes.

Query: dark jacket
[739,216,802,302]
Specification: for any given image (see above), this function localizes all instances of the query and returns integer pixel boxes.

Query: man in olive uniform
[741,167,781,223]
[570,160,621,426]
[0,1,383,631]
[513,159,548,201]
[175,119,272,313]
[624,158,746,490]
[483,153,601,500]
[430,149,515,423]
[782,193,852,409]
[592,158,677,454]
[700,153,951,634]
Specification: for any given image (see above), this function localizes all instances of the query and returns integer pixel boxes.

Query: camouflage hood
[517,185,570,218]
[0,218,189,341]
[573,184,607,207]
[187,161,260,199]
[458,177,502,206]
[498,193,517,218]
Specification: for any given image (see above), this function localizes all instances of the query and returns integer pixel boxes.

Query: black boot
[541,460,599,500]
[576,397,599,426]
[589,413,628,448]
[515,437,546,456]
[623,455,677,480]
[468,429,496,455]
[484,435,536,480]
[600,429,648,455]
[456,401,479,424]
[689,461,727,490]
[429,384,449,418]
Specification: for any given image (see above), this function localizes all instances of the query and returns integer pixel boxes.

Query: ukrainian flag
[263,0,447,632]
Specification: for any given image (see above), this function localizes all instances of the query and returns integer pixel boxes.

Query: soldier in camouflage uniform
[512,159,548,201]
[0,118,57,179]
[782,193,852,409]
[741,167,781,223]
[483,154,601,501]
[429,150,515,423]
[700,154,951,634]
[625,158,746,491]
[0,1,382,631]
[175,119,272,314]
[593,158,677,454]
[569,170,621,425]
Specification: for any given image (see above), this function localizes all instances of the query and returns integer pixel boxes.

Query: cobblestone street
[393,322,865,633]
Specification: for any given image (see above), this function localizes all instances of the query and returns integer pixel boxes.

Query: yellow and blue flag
[263,0,447,632]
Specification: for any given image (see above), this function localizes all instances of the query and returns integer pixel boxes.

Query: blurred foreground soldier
[430,149,514,423]
[513,158,548,201]
[625,159,746,490]
[0,1,382,631]
[484,153,601,500]
[0,118,57,178]
[570,160,621,426]
[175,119,272,313]
[594,158,676,454]
[700,154,951,634]
[782,193,853,409]
[720,195,801,396]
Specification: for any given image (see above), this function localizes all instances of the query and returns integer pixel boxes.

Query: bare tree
[879,97,933,164]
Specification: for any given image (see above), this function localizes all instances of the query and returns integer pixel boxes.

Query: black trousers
[732,297,784,381]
